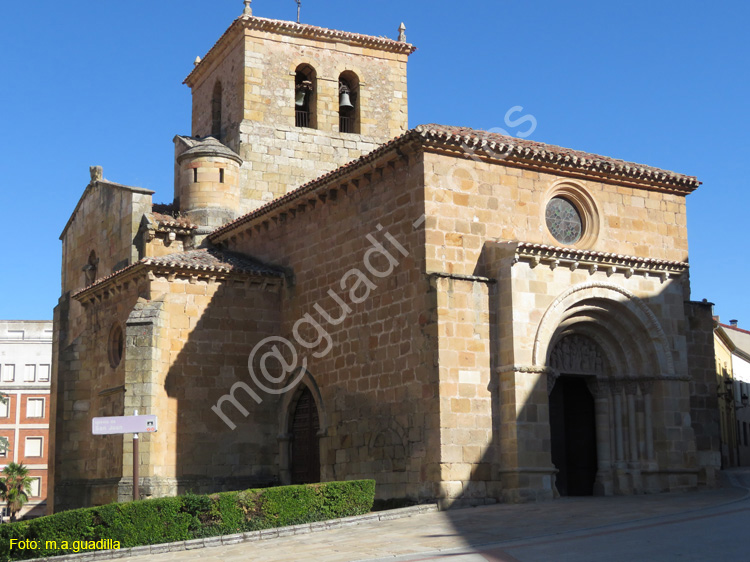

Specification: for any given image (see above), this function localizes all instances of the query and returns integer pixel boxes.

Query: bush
[0,480,375,561]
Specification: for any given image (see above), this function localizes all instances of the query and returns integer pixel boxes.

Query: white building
[715,320,750,467]
[0,321,52,519]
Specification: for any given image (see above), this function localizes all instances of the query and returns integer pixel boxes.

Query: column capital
[586,377,609,399]
[639,379,655,394]
[624,380,639,395]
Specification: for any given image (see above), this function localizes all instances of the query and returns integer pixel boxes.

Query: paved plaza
[115,469,750,562]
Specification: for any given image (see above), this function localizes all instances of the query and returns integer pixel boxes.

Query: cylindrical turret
[175,136,243,229]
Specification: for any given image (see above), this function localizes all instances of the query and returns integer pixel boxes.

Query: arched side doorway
[278,371,326,485]
[290,387,320,484]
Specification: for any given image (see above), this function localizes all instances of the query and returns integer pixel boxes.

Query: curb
[16,504,439,562]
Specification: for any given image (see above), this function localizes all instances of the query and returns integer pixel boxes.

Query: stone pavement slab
[116,484,745,562]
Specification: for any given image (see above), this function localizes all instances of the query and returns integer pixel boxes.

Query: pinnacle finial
[243,0,252,16]
[398,22,406,42]
[194,56,201,67]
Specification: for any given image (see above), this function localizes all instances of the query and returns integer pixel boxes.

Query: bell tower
[180,3,415,215]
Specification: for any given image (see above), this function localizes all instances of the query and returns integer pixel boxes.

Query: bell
[295,89,306,107]
[339,91,354,110]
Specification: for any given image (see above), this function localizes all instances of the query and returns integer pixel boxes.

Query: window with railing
[338,71,360,134]
[296,109,310,128]
[295,64,316,129]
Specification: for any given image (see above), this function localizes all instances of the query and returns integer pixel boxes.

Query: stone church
[51,4,721,512]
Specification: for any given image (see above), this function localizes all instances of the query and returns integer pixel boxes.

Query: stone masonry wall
[55,274,283,510]
[60,182,152,345]
[432,276,497,507]
[54,282,145,511]
[189,24,409,213]
[420,150,696,500]
[686,300,721,485]
[224,151,439,502]
[190,32,245,146]
[145,275,283,496]
[422,152,689,271]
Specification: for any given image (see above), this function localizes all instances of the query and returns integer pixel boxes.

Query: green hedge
[0,480,375,561]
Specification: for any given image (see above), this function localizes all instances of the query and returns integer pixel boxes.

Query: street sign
[92,415,158,435]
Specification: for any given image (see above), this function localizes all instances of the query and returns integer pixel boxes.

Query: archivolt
[278,369,327,437]
[532,282,674,377]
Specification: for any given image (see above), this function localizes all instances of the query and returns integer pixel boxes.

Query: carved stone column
[612,381,625,464]
[588,378,613,495]
[640,380,655,461]
[625,380,643,493]
[625,381,640,463]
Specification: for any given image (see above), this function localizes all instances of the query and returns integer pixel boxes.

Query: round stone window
[108,323,124,368]
[545,196,583,245]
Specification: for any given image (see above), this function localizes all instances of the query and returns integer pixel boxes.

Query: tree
[0,463,33,522]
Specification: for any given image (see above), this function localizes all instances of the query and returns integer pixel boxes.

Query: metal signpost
[92,412,158,501]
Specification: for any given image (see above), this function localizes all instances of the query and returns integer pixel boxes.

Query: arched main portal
[535,282,676,496]
[290,386,320,484]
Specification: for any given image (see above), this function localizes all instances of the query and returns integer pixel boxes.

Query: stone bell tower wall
[185,16,413,213]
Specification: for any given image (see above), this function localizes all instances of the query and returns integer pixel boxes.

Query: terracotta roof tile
[416,124,699,191]
[72,249,283,300]
[209,124,700,242]
[151,212,198,230]
[143,248,281,275]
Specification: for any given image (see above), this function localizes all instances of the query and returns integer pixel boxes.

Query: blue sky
[1,0,747,327]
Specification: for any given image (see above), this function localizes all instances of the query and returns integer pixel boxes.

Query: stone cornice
[209,123,700,245]
[417,124,700,194]
[73,260,282,305]
[498,242,688,281]
[185,15,416,86]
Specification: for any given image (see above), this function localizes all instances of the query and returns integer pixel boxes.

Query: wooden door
[550,376,598,496]
[291,387,320,484]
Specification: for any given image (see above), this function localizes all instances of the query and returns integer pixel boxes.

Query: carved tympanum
[549,334,605,375]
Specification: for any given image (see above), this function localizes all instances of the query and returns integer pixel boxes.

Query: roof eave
[185,15,416,86]
[73,259,284,302]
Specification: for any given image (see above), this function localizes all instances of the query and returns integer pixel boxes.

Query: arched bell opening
[338,71,360,134]
[294,64,317,129]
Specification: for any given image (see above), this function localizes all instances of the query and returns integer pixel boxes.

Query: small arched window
[338,71,360,134]
[83,250,99,286]
[211,81,222,139]
[295,64,316,129]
